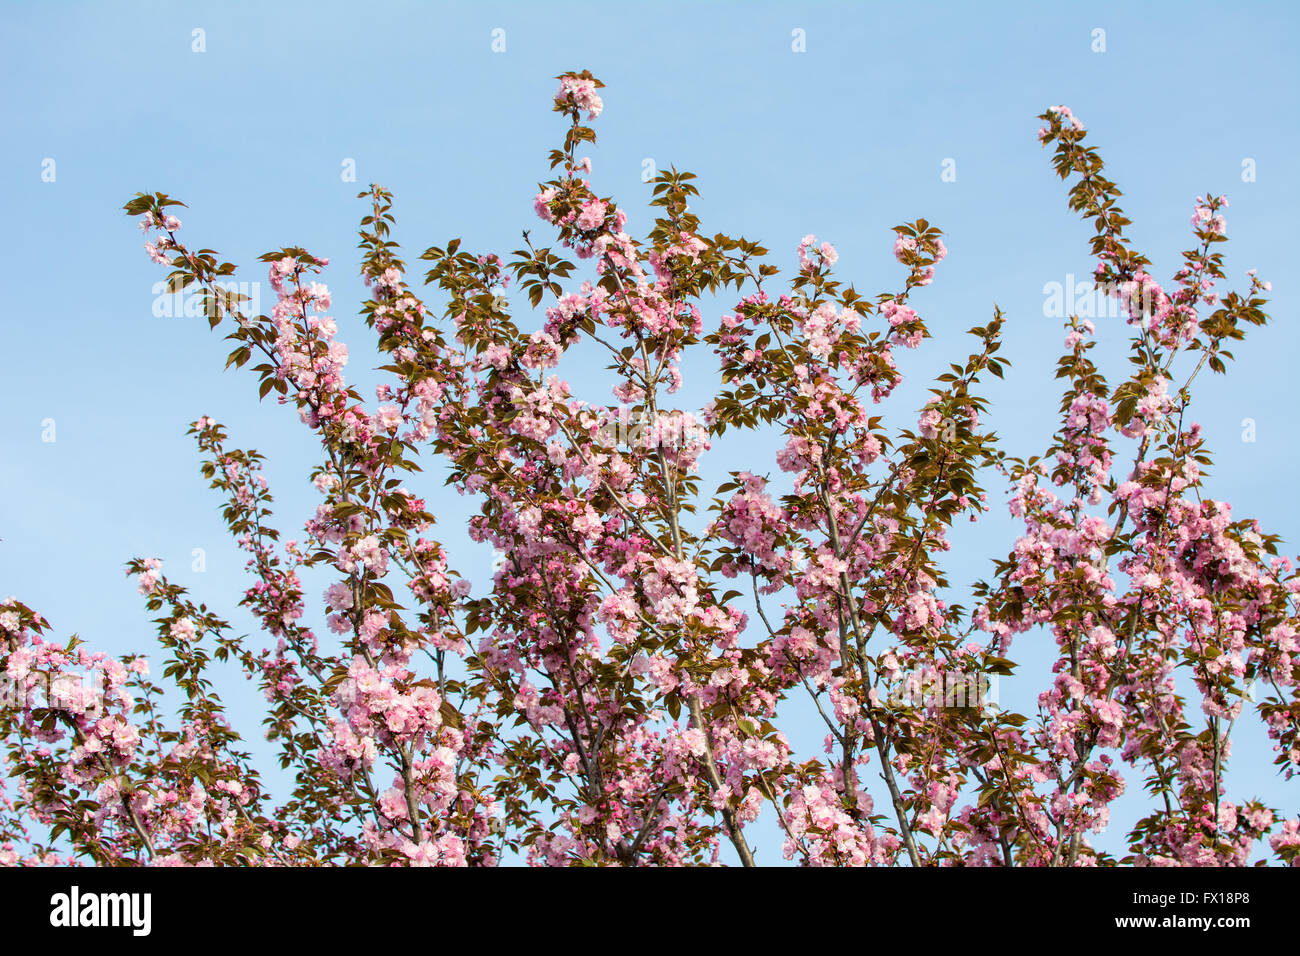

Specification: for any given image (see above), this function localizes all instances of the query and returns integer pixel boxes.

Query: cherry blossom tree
[2,73,1296,867]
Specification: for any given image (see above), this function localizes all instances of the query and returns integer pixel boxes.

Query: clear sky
[2,0,1297,862]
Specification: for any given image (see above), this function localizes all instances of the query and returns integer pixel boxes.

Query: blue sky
[1,0,1297,862]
